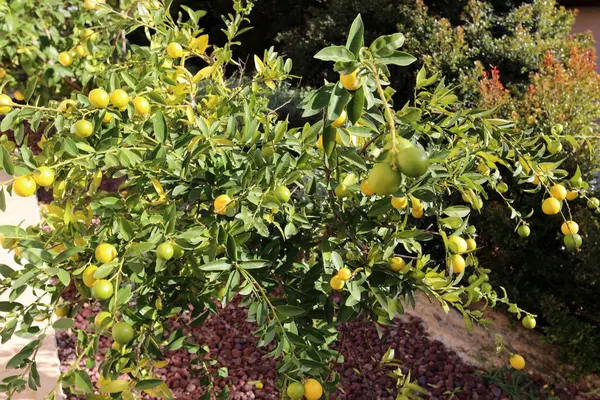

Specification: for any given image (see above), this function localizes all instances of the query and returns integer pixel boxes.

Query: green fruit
[569,176,583,188]
[481,283,492,293]
[396,146,430,178]
[517,225,530,238]
[274,185,291,203]
[172,243,184,259]
[112,322,134,344]
[468,274,477,284]
[286,382,305,400]
[92,280,114,300]
[367,163,401,195]
[496,182,508,193]
[157,242,174,260]
[94,311,113,330]
[587,197,599,209]
[347,86,365,124]
[547,140,562,154]
[564,233,582,251]
[522,315,536,329]
[334,184,350,198]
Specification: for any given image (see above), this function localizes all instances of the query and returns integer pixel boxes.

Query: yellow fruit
[13,176,36,197]
[255,382,263,390]
[58,51,72,66]
[303,379,323,400]
[81,28,98,42]
[360,180,374,196]
[95,243,117,264]
[337,267,352,281]
[566,190,578,201]
[75,45,87,57]
[561,220,579,235]
[58,99,77,115]
[33,167,55,187]
[541,197,561,215]
[103,113,113,123]
[73,120,93,137]
[84,0,105,9]
[0,94,13,114]
[449,254,465,274]
[13,90,24,101]
[167,42,184,58]
[133,96,150,115]
[532,174,543,185]
[340,70,362,91]
[83,265,98,288]
[391,196,408,209]
[411,207,424,219]
[316,135,324,150]
[389,257,406,272]
[89,88,110,108]
[550,184,567,200]
[477,163,490,176]
[214,194,232,215]
[331,110,347,128]
[448,236,468,254]
[330,275,344,291]
[0,68,5,78]
[466,238,477,251]
[110,89,129,108]
[510,354,525,370]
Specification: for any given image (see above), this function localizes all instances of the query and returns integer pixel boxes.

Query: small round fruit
[157,242,174,260]
[330,275,344,291]
[340,69,362,91]
[94,311,113,329]
[561,220,579,235]
[33,167,55,187]
[587,197,600,209]
[112,322,134,345]
[517,225,531,238]
[81,28,98,42]
[391,196,408,209]
[91,279,114,300]
[133,96,150,115]
[13,176,36,197]
[389,257,406,272]
[303,379,323,400]
[448,236,468,254]
[274,185,291,203]
[466,238,477,251]
[548,140,562,154]
[541,197,561,215]
[368,163,401,195]
[58,51,72,67]
[396,147,430,178]
[172,243,184,259]
[89,88,109,108]
[73,120,93,138]
[522,315,536,329]
[0,94,13,114]
[510,354,526,370]
[449,254,465,274]
[496,182,508,193]
[360,180,374,196]
[167,42,184,58]
[566,190,578,201]
[84,0,99,9]
[214,194,232,215]
[75,45,87,57]
[286,382,305,400]
[82,265,98,288]
[110,89,129,109]
[55,305,69,317]
[95,243,117,264]
[337,267,352,281]
[334,184,349,198]
[550,184,567,200]
[331,110,347,128]
[564,233,582,251]
[570,175,583,188]
[255,382,263,389]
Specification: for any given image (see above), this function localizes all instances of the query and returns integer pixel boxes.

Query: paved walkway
[0,172,62,400]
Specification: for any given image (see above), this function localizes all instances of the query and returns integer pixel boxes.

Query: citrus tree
[0,1,598,399]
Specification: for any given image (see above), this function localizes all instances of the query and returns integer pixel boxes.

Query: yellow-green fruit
[564,233,582,251]
[541,197,561,215]
[550,184,567,201]
[110,89,129,108]
[466,238,477,251]
[82,265,98,288]
[167,42,184,58]
[91,279,114,300]
[389,257,406,272]
[33,167,55,187]
[497,182,508,193]
[133,96,150,115]
[112,322,134,344]
[334,184,350,198]
[55,305,69,317]
[448,236,467,254]
[95,243,117,264]
[0,94,13,114]
[548,140,562,154]
[286,382,305,400]
[517,225,531,238]
[274,186,291,203]
[88,88,110,108]
[94,311,113,329]
[73,120,93,137]
[13,176,37,197]
[58,51,72,66]
[522,315,536,329]
[367,163,401,195]
[396,146,430,178]
[588,197,600,209]
[340,70,362,91]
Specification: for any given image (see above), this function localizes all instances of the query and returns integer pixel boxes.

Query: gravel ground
[55,298,593,400]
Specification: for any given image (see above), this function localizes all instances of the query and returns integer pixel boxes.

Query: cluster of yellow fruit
[446,235,476,274]
[510,353,526,370]
[286,379,322,400]
[539,183,585,251]
[11,167,55,197]
[330,267,352,291]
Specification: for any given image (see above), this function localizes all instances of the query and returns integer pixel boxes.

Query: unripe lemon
[517,225,530,238]
[449,254,465,274]
[95,243,117,264]
[548,140,562,154]
[360,180,374,196]
[55,305,69,318]
[92,279,114,300]
[340,70,362,91]
[588,197,600,209]
[286,382,305,400]
[167,42,184,58]
[110,89,129,109]
[565,190,578,201]
[496,182,508,193]
[13,176,36,197]
[561,220,579,235]
[214,194,232,215]
[337,267,352,281]
[94,311,113,330]
[73,120,93,137]
[133,96,150,115]
[550,184,567,200]
[334,184,349,198]
[368,163,401,195]
[303,379,323,400]
[331,110,347,128]
[541,197,561,215]
[330,275,344,291]
[112,321,134,344]
[564,233,582,251]
[522,315,536,329]
[81,29,98,42]
[58,51,72,66]
[510,354,525,370]
[58,99,77,115]
[89,88,109,108]
[389,257,406,272]
[33,167,55,187]
[448,236,467,254]
[396,146,430,178]
[0,94,13,114]
[156,242,174,260]
[274,186,291,203]
[391,196,408,209]
[82,265,98,288]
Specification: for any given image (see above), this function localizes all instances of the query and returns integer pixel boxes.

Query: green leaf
[323,125,336,158]
[345,15,364,57]
[7,340,38,369]
[94,261,117,279]
[198,259,231,271]
[226,235,237,262]
[54,247,84,264]
[73,370,93,394]
[52,318,74,331]
[340,150,367,171]
[442,206,471,218]
[275,305,305,318]
[0,187,6,212]
[24,76,38,102]
[327,82,352,123]
[56,269,71,286]
[1,146,14,175]
[377,51,416,66]
[135,379,164,390]
[124,242,154,258]
[369,33,405,57]
[314,46,355,62]
[239,260,269,269]
[153,111,166,142]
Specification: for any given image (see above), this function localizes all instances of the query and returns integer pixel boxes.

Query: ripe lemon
[448,236,467,254]
[81,28,98,42]
[391,196,408,209]
[13,176,36,197]
[565,190,578,201]
[73,120,93,137]
[58,51,72,66]
[510,354,525,370]
[337,267,352,281]
[82,265,98,288]
[110,89,130,109]
[89,88,110,108]
[550,184,567,200]
[33,167,55,187]
[330,275,344,291]
[560,220,579,235]
[286,382,305,400]
[466,238,477,251]
[522,315,536,329]
[95,243,117,264]
[449,254,465,274]
[360,180,374,196]
[541,197,561,215]
[84,0,99,9]
[367,163,401,195]
[331,110,347,128]
[75,45,87,57]
[0,94,14,114]
[133,96,150,115]
[389,257,406,272]
[517,225,530,238]
[167,42,184,58]
[303,378,323,400]
[340,70,362,91]
[396,147,430,178]
[103,113,113,123]
[214,194,232,215]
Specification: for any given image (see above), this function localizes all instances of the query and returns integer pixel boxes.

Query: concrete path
[0,172,62,400]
